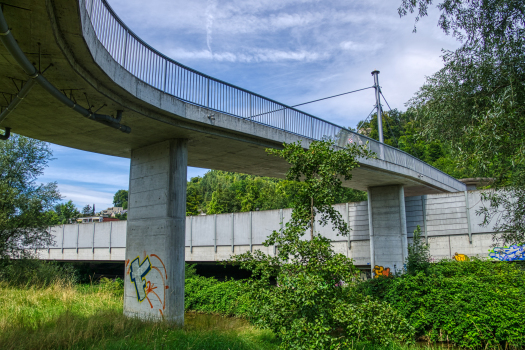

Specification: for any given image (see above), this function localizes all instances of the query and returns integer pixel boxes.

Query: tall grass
[0,280,279,350]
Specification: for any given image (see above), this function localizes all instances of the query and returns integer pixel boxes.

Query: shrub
[0,259,77,287]
[98,277,124,297]
[405,225,431,275]
[185,275,250,316]
[333,298,414,345]
[359,259,525,349]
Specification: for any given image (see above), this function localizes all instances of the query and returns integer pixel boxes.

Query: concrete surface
[123,140,187,325]
[37,189,501,265]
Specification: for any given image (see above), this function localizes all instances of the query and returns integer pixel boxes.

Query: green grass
[0,281,278,350]
[0,281,459,350]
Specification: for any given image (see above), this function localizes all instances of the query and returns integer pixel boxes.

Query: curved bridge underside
[0,0,465,196]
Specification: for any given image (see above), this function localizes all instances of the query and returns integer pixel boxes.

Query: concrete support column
[124,139,187,325]
[368,185,408,277]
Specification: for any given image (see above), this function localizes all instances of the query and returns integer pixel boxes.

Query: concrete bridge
[0,0,466,324]
[37,190,496,267]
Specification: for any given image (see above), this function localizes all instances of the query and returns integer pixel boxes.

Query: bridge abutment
[367,185,408,277]
[124,139,187,325]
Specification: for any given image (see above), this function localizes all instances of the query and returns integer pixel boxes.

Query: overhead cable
[292,86,375,108]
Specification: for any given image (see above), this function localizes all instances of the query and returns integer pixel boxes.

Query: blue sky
[38,0,459,211]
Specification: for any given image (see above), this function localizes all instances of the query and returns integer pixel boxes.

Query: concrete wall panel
[192,215,215,246]
[111,221,127,247]
[233,212,252,246]
[252,210,280,245]
[63,225,79,248]
[47,226,62,248]
[216,214,233,246]
[94,222,111,247]
[78,224,95,248]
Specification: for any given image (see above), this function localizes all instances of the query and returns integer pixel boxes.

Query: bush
[98,277,124,297]
[0,259,77,287]
[332,298,414,346]
[359,259,525,349]
[185,275,250,316]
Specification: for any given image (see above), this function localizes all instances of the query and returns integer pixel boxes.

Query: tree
[399,0,525,245]
[186,181,202,216]
[184,169,366,216]
[357,109,474,179]
[82,204,93,216]
[113,189,128,209]
[54,200,81,224]
[0,134,61,260]
[228,140,394,349]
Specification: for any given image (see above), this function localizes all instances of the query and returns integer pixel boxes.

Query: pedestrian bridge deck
[0,0,465,196]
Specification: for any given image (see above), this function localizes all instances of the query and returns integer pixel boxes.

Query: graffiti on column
[488,245,525,261]
[126,253,169,317]
[453,253,469,261]
[373,265,390,278]
[129,256,152,302]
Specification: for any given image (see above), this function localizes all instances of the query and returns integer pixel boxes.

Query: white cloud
[57,184,115,211]
[205,0,217,52]
[167,48,328,63]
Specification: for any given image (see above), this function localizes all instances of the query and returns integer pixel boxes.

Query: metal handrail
[82,0,464,191]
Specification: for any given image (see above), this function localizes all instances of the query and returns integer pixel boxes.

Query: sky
[38,0,460,211]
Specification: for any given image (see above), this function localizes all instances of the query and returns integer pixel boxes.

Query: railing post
[163,60,167,92]
[347,203,351,249]
[464,191,472,244]
[76,224,79,254]
[109,221,112,254]
[61,224,65,254]
[231,213,234,253]
[249,211,252,252]
[214,214,217,253]
[422,195,428,244]
[122,32,128,69]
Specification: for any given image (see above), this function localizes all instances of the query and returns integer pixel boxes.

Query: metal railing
[82,0,463,191]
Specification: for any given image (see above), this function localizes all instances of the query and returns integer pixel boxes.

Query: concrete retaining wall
[36,190,497,264]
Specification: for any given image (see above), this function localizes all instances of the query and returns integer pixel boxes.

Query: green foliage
[185,169,366,216]
[397,0,525,245]
[113,189,128,209]
[0,259,78,287]
[54,200,81,224]
[405,225,431,275]
[98,277,124,297]
[114,212,127,220]
[0,135,61,260]
[185,275,249,316]
[332,298,414,345]
[82,204,93,216]
[359,259,525,349]
[229,140,412,349]
[357,109,473,179]
[185,263,197,279]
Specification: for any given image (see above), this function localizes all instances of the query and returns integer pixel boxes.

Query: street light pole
[371,70,384,143]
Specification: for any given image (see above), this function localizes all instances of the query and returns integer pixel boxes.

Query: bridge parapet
[37,190,495,264]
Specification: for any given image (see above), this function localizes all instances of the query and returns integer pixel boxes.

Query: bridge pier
[124,139,187,325]
[367,185,408,277]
